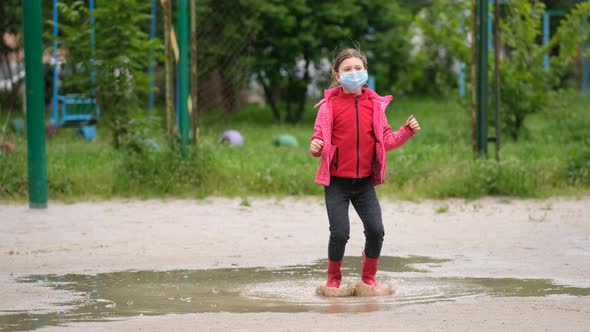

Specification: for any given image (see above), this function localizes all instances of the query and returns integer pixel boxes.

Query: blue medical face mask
[339,70,368,93]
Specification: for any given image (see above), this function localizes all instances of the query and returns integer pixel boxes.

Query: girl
[309,48,420,289]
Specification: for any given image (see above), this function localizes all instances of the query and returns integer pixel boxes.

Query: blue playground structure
[50,0,157,140]
[458,2,589,97]
[51,0,99,140]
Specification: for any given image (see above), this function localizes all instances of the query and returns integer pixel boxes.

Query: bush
[113,144,216,197]
[564,146,590,186]
[0,148,27,199]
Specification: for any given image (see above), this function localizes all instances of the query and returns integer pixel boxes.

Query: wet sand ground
[1,196,589,331]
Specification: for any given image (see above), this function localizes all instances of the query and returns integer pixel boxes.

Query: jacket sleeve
[310,103,326,158]
[382,116,415,152]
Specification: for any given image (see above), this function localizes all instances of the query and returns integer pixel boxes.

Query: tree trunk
[111,96,127,150]
[219,67,237,113]
[161,0,175,139]
[286,74,294,122]
[513,114,523,141]
[471,0,478,156]
[295,57,310,123]
[190,0,198,144]
[257,71,281,122]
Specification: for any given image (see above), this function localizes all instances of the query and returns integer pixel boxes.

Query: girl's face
[336,57,365,82]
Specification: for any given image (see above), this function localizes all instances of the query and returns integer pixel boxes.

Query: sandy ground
[1,196,589,331]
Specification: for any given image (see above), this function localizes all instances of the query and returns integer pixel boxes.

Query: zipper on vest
[355,96,360,178]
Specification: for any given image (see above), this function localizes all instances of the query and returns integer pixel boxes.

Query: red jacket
[311,87,415,186]
[330,88,375,178]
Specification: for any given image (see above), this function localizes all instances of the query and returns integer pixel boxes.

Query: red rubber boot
[362,251,378,286]
[326,260,342,288]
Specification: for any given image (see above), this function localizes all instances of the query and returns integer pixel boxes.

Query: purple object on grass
[220,130,244,146]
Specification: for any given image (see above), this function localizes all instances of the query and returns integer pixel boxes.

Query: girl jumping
[310,48,421,289]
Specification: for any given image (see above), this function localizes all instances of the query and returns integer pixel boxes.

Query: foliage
[498,0,590,141]
[407,0,471,96]
[0,145,27,199]
[353,0,415,95]
[53,0,160,152]
[0,0,24,112]
[251,0,414,123]
[251,0,325,123]
[1,93,588,201]
[552,1,590,60]
[194,0,258,114]
[3,0,589,143]
[0,1,74,113]
[0,0,21,37]
[113,144,215,196]
[497,1,553,140]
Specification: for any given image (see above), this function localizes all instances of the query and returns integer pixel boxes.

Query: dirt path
[1,196,589,331]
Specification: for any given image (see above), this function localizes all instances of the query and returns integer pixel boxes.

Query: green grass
[1,91,589,202]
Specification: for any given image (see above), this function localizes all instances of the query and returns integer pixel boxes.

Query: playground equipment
[51,0,100,129]
[22,0,188,208]
[458,2,589,97]
[50,0,158,134]
[23,0,48,208]
[78,119,97,141]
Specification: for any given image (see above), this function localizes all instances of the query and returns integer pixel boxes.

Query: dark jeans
[324,176,384,262]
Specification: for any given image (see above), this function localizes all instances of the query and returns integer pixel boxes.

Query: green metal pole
[476,0,489,158]
[177,0,189,157]
[22,0,48,208]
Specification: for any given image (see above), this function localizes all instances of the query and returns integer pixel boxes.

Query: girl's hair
[330,48,368,88]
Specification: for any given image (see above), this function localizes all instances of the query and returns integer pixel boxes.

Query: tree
[250,0,318,123]
[252,0,403,123]
[55,0,160,151]
[498,1,550,140]
[499,0,589,140]
[187,0,414,124]
[194,0,258,114]
[413,0,589,140]
[408,0,471,96]
[552,1,590,63]
[357,0,414,95]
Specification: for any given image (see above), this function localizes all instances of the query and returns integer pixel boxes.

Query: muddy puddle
[2,255,589,331]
